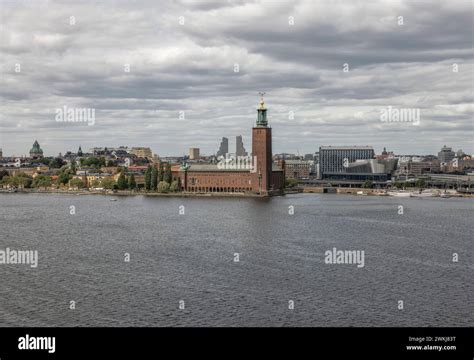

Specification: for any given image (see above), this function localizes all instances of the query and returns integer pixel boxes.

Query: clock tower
[252,95,272,194]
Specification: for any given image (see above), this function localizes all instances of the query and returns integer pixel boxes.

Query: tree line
[0,162,181,192]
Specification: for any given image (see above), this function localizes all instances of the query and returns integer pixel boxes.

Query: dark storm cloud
[0,0,472,157]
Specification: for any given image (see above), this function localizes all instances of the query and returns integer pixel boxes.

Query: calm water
[0,193,472,327]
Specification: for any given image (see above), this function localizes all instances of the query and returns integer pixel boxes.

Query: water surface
[0,193,472,326]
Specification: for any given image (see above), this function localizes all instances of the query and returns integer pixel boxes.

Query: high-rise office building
[236,135,247,156]
[216,137,228,157]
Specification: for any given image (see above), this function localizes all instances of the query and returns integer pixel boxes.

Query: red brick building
[177,98,285,195]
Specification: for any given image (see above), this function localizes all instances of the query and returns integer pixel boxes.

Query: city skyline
[0,138,470,159]
[1,0,473,156]
[0,1,473,348]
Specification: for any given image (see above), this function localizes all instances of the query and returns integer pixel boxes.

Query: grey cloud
[0,0,472,156]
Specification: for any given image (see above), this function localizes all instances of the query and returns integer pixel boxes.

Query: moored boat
[410,190,436,198]
[387,190,411,197]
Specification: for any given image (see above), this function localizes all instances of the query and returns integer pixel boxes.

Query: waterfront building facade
[178,99,285,195]
[285,160,311,179]
[319,146,374,179]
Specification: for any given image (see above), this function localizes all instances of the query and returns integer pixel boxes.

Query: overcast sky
[1,0,473,157]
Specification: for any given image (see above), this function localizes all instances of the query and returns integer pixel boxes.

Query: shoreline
[0,188,472,198]
[0,189,271,198]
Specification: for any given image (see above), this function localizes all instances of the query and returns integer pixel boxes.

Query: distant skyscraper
[216,137,228,157]
[438,145,455,163]
[236,135,247,156]
[189,147,200,160]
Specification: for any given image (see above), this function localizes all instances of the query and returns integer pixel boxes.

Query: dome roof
[30,140,43,154]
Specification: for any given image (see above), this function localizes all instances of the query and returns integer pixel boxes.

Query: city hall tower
[252,95,273,194]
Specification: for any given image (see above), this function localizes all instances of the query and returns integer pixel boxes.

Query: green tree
[164,163,172,183]
[151,166,158,190]
[69,178,85,188]
[0,170,9,181]
[0,175,12,185]
[158,162,164,182]
[101,177,116,190]
[1,176,13,185]
[170,179,180,192]
[33,175,52,189]
[16,173,33,188]
[362,180,373,189]
[117,172,128,190]
[57,170,72,185]
[285,178,298,187]
[80,157,106,168]
[128,174,137,189]
[1,174,32,187]
[49,157,66,169]
[157,181,170,193]
[145,166,152,191]
[91,179,101,188]
[415,179,426,188]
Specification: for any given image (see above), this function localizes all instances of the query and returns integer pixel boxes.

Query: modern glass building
[319,146,374,179]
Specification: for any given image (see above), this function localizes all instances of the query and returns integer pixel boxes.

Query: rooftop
[320,146,373,150]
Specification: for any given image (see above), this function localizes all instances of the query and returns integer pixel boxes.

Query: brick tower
[252,95,272,194]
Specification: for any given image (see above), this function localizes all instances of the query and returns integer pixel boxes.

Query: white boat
[387,190,411,197]
[110,199,117,201]
[440,193,451,198]
[410,190,435,198]
[356,191,367,196]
